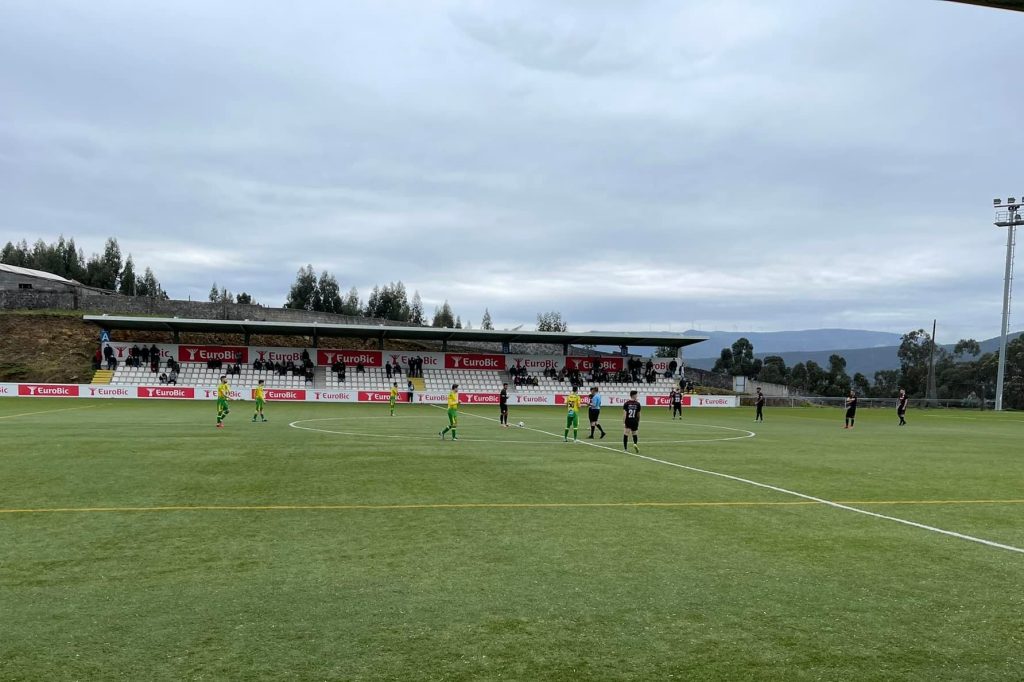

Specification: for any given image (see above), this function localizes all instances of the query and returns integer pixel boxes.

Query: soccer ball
[518,421,525,428]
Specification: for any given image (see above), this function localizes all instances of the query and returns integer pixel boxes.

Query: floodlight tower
[993,197,1023,411]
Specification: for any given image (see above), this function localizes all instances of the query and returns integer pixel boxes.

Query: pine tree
[409,291,425,325]
[285,265,318,310]
[119,256,137,295]
[481,309,493,330]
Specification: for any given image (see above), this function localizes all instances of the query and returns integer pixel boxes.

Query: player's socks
[623,435,628,450]
[589,427,595,437]
[632,435,639,453]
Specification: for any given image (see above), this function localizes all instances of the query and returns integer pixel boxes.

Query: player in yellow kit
[216,375,231,428]
[564,386,581,442]
[439,384,459,440]
[252,379,267,422]
[389,382,399,416]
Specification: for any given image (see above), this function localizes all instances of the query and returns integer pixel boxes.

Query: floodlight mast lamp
[993,196,1022,411]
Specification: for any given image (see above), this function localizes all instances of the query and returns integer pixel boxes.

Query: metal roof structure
[82,315,708,350]
[0,263,79,285]
[945,0,1024,11]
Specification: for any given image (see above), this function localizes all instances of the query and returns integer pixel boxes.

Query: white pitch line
[0,404,99,421]
[452,407,1024,556]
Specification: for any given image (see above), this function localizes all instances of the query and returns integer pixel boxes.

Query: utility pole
[926,318,937,405]
[993,197,1022,411]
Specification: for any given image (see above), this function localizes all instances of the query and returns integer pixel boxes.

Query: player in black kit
[623,390,641,453]
[669,388,682,419]
[499,382,509,427]
[754,387,765,423]
[896,388,908,426]
[844,390,858,429]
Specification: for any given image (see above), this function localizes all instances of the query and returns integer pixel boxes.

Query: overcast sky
[1,0,1021,342]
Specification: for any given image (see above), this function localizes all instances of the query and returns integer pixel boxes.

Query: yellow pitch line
[0,404,99,421]
[2,499,1024,515]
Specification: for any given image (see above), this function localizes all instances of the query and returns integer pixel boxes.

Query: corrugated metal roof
[82,315,709,349]
[0,263,78,284]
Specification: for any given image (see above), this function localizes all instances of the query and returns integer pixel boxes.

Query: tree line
[281,264,570,331]
[3,236,574,331]
[712,330,1024,408]
[1,236,167,298]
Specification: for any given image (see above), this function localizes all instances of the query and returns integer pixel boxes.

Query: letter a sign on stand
[100,329,110,343]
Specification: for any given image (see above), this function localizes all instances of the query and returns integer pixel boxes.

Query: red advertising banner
[316,349,383,367]
[178,345,248,364]
[645,395,671,407]
[358,390,411,403]
[553,393,592,406]
[563,356,625,372]
[137,386,196,399]
[261,388,307,401]
[445,353,506,371]
[18,384,80,397]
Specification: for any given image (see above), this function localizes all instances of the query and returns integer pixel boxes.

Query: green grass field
[1,398,1022,681]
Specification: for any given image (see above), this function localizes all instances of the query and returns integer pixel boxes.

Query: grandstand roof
[82,315,708,349]
[946,0,1024,11]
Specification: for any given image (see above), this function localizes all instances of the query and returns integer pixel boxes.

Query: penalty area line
[452,407,1024,556]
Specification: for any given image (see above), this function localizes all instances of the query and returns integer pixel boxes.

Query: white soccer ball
[518,421,525,428]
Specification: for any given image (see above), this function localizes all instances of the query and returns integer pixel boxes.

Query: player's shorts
[217,397,229,413]
[255,398,265,410]
[588,408,600,423]
[624,418,640,432]
[897,407,906,416]
[845,408,857,419]
[500,404,508,414]
[566,411,579,428]
[389,397,397,406]
[447,408,458,426]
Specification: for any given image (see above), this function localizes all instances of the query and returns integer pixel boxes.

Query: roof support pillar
[378,335,384,350]
[173,330,180,343]
[442,339,448,351]
[244,332,251,345]
[562,343,569,355]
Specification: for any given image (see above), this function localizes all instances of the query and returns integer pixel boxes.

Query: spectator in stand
[141,345,150,364]
[407,379,414,402]
[235,351,244,366]
[169,369,178,385]
[669,359,678,376]
[159,371,168,384]
[392,360,401,376]
[150,345,159,362]
[356,362,365,373]
[93,348,102,370]
[150,355,159,373]
[304,366,314,382]
[301,349,311,365]
[386,362,393,379]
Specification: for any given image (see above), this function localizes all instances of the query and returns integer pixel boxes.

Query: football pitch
[1,398,1021,681]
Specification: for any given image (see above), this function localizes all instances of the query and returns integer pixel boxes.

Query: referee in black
[754,387,765,422]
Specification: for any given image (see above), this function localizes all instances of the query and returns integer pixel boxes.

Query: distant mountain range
[680,329,1023,378]
[681,329,904,357]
